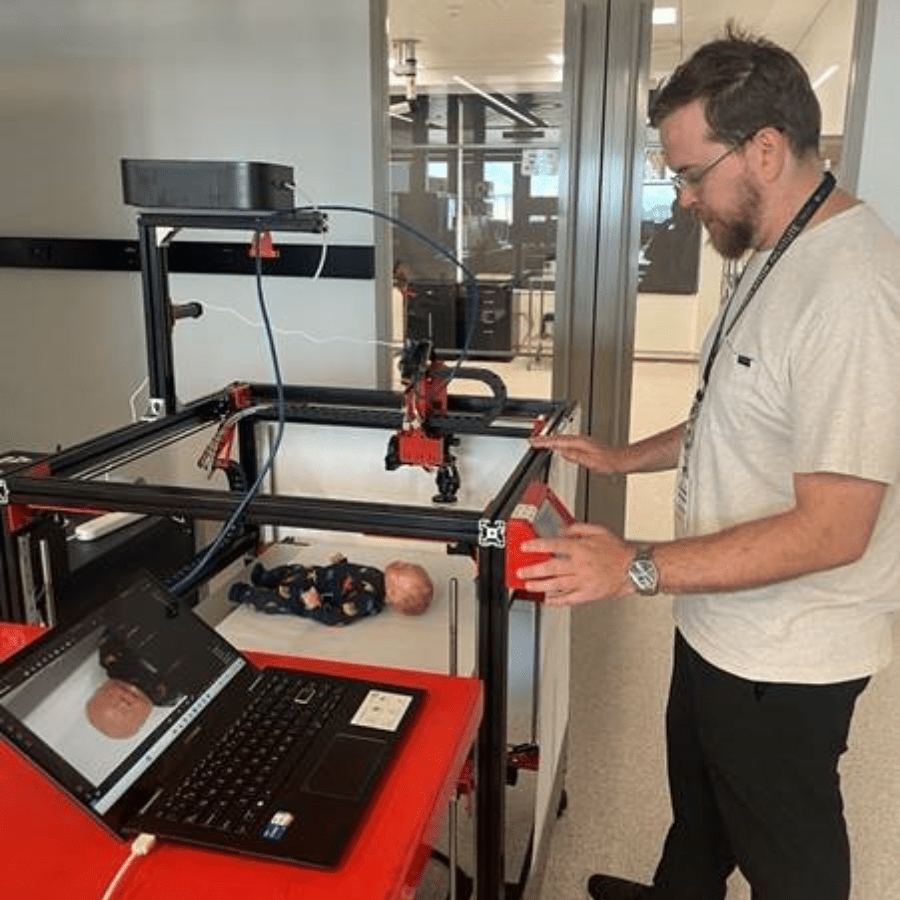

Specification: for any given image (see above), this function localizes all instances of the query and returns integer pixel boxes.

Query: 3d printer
[0,160,578,900]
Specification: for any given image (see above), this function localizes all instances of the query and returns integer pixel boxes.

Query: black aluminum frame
[1,381,576,900]
[0,208,576,900]
[135,209,326,414]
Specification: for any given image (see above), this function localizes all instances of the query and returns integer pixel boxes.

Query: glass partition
[389,87,563,387]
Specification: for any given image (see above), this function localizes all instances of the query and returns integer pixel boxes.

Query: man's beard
[705,179,761,260]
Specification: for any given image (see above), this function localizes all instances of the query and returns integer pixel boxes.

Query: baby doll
[228,553,384,626]
[229,555,435,623]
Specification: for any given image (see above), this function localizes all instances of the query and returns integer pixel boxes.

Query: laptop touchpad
[304,733,390,800]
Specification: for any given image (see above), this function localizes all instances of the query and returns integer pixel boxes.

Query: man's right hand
[530,421,687,477]
[529,434,625,474]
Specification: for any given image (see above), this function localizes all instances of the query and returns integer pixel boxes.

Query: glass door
[386,6,566,398]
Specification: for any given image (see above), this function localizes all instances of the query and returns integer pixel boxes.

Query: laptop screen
[0,572,246,816]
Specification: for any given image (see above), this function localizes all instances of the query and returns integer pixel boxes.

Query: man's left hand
[518,523,635,605]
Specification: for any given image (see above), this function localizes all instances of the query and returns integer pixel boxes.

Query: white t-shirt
[673,204,900,683]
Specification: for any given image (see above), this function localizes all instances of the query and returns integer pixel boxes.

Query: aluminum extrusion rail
[3,477,483,545]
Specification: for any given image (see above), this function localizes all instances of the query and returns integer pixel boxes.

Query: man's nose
[676,185,698,210]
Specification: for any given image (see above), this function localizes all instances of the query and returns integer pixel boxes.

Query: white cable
[100,833,157,900]
[128,377,150,422]
[187,300,399,349]
[311,227,328,280]
[294,182,328,280]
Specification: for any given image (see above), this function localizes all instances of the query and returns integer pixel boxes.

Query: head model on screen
[85,678,154,739]
[85,614,192,738]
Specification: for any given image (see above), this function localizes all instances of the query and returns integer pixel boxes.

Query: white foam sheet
[214,532,478,675]
[269,423,531,511]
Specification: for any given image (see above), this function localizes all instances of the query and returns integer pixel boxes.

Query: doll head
[384,560,433,615]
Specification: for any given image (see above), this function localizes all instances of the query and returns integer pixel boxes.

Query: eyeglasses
[670,144,739,193]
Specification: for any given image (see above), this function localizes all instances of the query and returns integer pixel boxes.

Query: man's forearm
[618,422,686,474]
[651,472,887,596]
[654,514,822,595]
[518,473,886,605]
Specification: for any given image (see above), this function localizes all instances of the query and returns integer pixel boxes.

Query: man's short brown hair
[650,22,821,159]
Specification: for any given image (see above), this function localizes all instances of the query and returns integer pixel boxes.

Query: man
[521,25,900,900]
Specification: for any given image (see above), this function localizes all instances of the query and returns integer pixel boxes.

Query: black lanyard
[695,170,836,405]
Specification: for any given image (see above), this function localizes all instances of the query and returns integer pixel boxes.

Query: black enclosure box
[459,278,513,359]
[121,159,295,211]
[406,279,513,359]
[406,280,459,351]
[61,515,196,627]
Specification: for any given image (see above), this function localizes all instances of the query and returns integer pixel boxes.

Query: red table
[0,625,482,900]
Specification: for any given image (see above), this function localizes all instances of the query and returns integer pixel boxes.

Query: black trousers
[649,631,869,900]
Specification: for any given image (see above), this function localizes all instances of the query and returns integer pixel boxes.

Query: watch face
[629,558,658,593]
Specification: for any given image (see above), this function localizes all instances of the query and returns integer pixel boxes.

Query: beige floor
[538,360,900,900]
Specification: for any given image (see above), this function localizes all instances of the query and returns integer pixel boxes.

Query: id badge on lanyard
[675,392,702,532]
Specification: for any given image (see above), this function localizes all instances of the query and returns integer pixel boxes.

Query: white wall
[795,0,857,137]
[856,0,900,236]
[0,1,384,452]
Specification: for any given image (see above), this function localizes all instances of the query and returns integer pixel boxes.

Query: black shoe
[587,873,650,900]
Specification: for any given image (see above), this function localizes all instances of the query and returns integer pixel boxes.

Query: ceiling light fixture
[812,64,839,90]
[392,38,419,102]
[451,75,535,125]
[653,6,678,26]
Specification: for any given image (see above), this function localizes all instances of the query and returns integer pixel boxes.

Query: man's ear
[747,126,790,182]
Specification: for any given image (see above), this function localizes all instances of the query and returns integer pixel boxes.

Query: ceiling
[387,0,844,93]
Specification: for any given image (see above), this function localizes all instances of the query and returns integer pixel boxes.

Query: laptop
[0,570,424,868]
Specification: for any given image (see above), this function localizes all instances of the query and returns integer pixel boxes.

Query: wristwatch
[627,544,659,596]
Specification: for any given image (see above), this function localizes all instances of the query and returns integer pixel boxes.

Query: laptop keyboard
[154,670,346,834]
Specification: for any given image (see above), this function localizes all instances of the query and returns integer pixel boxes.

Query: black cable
[266,203,482,380]
[169,237,285,598]
[432,364,508,425]
[161,464,250,595]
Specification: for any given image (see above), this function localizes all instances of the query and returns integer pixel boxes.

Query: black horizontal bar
[249,383,558,420]
[165,241,374,279]
[5,476,481,543]
[136,210,327,232]
[250,404,532,438]
[0,237,142,272]
[38,394,226,477]
[243,383,552,436]
[0,237,374,280]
